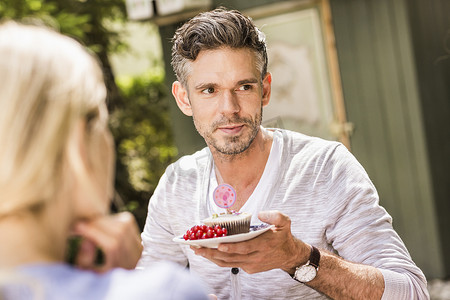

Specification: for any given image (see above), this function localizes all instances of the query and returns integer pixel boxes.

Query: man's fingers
[192,246,236,261]
[258,210,291,228]
[191,247,265,273]
[192,246,256,264]
[216,233,271,254]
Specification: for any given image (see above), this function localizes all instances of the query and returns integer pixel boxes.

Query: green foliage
[0,0,123,47]
[111,70,178,228]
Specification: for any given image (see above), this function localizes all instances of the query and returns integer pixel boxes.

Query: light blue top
[2,261,209,300]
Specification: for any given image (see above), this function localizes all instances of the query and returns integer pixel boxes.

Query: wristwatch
[292,245,320,283]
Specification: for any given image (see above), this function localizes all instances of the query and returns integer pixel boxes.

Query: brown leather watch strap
[309,245,320,269]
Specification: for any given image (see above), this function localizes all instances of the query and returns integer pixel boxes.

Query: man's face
[182,47,270,156]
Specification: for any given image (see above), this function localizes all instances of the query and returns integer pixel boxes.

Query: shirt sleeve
[137,170,188,269]
[324,144,429,299]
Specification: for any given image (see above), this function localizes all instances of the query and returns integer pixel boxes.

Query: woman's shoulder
[9,262,208,300]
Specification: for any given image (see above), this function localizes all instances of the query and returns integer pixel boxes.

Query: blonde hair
[0,21,108,217]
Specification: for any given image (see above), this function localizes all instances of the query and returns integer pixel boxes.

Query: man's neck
[211,128,273,210]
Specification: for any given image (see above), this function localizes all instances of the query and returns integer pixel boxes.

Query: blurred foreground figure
[0,21,209,300]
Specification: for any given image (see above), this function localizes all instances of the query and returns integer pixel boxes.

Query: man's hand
[191,210,310,274]
[71,211,143,273]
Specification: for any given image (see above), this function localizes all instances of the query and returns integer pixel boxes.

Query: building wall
[405,0,450,277]
[329,0,447,278]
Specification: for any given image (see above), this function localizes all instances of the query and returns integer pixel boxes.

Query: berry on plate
[183,224,228,240]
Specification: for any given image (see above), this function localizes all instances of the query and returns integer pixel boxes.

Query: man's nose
[219,90,240,115]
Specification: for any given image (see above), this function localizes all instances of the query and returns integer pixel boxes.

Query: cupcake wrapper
[204,219,251,235]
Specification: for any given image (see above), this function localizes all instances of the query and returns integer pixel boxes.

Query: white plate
[173,224,275,249]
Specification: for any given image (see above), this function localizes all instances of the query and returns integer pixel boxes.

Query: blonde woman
[0,21,209,299]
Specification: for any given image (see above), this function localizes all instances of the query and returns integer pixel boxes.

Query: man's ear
[261,72,272,108]
[172,81,193,116]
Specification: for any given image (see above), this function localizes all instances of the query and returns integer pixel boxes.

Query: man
[138,8,429,299]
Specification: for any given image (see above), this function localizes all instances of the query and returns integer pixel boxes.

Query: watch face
[294,265,317,283]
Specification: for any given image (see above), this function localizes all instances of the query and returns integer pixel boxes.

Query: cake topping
[213,183,236,209]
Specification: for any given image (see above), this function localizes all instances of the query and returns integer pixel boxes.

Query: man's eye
[238,84,252,91]
[202,87,215,94]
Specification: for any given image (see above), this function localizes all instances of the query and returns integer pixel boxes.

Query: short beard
[216,130,256,155]
[194,106,263,156]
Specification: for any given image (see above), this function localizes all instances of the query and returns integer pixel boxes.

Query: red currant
[205,229,214,238]
[183,225,227,240]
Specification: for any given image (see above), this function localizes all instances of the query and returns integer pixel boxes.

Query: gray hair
[171,7,268,87]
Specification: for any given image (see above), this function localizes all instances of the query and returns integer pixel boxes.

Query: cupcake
[202,211,251,235]
[203,183,252,235]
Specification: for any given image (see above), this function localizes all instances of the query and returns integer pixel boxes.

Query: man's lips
[217,124,244,134]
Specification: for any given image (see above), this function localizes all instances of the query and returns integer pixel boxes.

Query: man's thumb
[258,210,290,227]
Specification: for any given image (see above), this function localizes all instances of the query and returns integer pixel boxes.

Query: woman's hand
[70,211,143,273]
